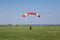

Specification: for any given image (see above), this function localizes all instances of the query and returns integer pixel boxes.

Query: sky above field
[0,0,60,25]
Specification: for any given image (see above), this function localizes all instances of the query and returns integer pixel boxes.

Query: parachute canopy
[23,12,40,17]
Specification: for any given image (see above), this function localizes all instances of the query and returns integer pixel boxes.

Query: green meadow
[0,25,60,40]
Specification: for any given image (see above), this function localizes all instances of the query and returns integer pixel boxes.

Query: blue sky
[0,0,60,25]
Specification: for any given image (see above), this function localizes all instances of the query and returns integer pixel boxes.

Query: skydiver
[30,26,32,30]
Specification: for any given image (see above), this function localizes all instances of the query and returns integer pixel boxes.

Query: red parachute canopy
[27,12,36,15]
[23,12,40,17]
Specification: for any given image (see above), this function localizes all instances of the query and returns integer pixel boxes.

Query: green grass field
[0,25,60,40]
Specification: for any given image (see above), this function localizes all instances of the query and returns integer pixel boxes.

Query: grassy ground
[0,25,60,40]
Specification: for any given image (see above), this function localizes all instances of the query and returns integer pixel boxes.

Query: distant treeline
[0,24,60,26]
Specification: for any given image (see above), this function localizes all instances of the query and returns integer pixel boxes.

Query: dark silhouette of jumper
[30,26,32,30]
